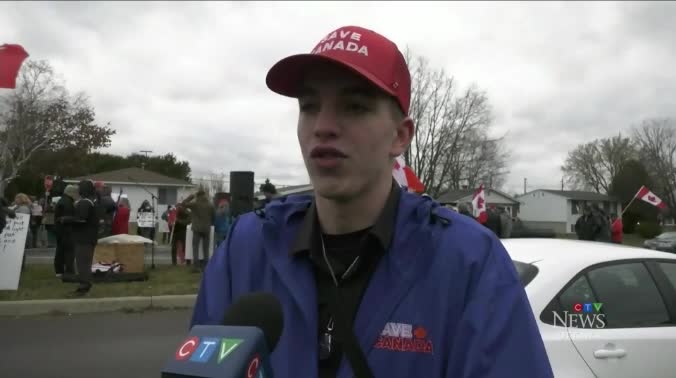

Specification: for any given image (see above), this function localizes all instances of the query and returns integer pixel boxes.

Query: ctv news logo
[552,303,606,329]
[175,337,266,377]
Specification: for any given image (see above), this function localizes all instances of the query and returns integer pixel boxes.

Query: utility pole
[524,178,527,195]
[139,150,152,170]
[561,177,564,191]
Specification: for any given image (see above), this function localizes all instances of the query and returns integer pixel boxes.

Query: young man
[192,26,553,378]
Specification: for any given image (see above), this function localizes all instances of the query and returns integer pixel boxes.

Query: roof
[538,190,618,202]
[437,188,519,204]
[65,167,193,187]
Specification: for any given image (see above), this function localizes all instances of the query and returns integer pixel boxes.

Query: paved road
[0,309,192,378]
[25,246,174,265]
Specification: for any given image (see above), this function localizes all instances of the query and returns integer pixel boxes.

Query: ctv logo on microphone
[175,337,244,363]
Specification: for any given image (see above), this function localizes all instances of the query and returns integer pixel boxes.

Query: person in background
[610,213,623,244]
[499,207,513,239]
[213,199,232,251]
[485,205,502,237]
[112,198,131,235]
[167,205,177,240]
[171,202,191,266]
[457,202,475,219]
[97,185,117,238]
[181,190,215,272]
[136,200,155,240]
[61,180,100,296]
[41,198,56,248]
[575,205,600,241]
[29,196,43,248]
[591,204,611,242]
[12,193,32,271]
[54,185,78,277]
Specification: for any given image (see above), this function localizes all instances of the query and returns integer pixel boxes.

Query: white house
[65,167,195,223]
[516,190,622,234]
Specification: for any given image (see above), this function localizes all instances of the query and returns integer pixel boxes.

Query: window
[657,262,676,291]
[158,188,177,205]
[588,263,670,328]
[540,275,598,326]
[571,200,580,215]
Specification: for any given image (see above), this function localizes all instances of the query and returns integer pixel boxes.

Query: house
[65,167,195,222]
[436,188,521,217]
[516,189,622,234]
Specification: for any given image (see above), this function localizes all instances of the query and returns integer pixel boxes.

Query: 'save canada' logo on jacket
[374,322,434,354]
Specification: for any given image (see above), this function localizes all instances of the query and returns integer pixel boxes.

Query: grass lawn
[0,265,202,301]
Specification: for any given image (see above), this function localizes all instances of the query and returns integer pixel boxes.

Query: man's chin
[312,178,356,201]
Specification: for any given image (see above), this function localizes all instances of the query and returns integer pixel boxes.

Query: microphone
[162,292,284,378]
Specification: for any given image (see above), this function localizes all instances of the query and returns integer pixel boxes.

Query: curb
[0,294,196,317]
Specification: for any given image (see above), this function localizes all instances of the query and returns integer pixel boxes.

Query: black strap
[326,285,375,378]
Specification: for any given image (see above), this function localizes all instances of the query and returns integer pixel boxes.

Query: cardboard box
[93,243,145,273]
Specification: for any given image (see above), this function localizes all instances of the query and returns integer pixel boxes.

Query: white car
[503,238,676,378]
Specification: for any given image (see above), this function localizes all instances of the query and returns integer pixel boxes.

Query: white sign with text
[137,212,155,228]
[0,213,30,290]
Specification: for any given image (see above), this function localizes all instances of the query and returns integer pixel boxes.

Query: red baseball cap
[266,26,411,115]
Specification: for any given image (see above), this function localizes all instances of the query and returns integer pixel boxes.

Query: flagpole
[620,186,643,218]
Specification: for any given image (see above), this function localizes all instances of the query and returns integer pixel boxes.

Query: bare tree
[403,50,508,197]
[561,133,637,194]
[0,60,113,194]
[632,118,676,211]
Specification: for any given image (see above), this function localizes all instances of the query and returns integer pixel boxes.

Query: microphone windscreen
[221,292,284,351]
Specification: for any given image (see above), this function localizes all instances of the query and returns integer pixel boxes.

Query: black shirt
[290,180,401,378]
[72,198,99,245]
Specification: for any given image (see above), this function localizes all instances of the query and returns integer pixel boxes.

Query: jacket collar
[289,180,401,257]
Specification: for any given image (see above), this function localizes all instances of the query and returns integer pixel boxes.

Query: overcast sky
[2,1,675,195]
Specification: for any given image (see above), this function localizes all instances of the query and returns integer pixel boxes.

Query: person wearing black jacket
[0,197,16,235]
[54,185,78,277]
[61,180,100,295]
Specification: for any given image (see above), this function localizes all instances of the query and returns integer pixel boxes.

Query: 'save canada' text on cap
[265,26,411,115]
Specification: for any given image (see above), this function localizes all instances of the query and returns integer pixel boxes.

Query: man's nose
[313,107,341,140]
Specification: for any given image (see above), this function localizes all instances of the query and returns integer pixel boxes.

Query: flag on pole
[393,156,425,193]
[472,184,488,224]
[635,185,667,209]
[0,44,29,89]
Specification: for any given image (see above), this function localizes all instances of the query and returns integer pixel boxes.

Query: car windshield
[656,232,676,240]
[513,260,539,286]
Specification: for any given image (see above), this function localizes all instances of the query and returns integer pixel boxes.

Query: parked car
[644,232,676,253]
[504,238,676,378]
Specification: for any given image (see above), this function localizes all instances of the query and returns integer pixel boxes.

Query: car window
[588,263,670,328]
[540,275,598,327]
[559,275,597,311]
[657,262,676,291]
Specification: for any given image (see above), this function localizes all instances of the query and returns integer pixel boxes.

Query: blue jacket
[191,191,553,378]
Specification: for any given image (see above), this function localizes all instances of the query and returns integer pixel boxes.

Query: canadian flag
[472,184,488,224]
[0,44,29,89]
[393,156,425,193]
[635,185,667,209]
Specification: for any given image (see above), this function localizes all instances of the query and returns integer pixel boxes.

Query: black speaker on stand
[229,171,254,218]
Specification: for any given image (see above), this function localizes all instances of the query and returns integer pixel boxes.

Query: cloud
[2,1,676,195]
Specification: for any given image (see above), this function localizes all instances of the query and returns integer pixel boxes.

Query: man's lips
[309,146,348,159]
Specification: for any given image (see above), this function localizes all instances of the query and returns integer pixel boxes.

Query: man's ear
[390,117,415,157]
